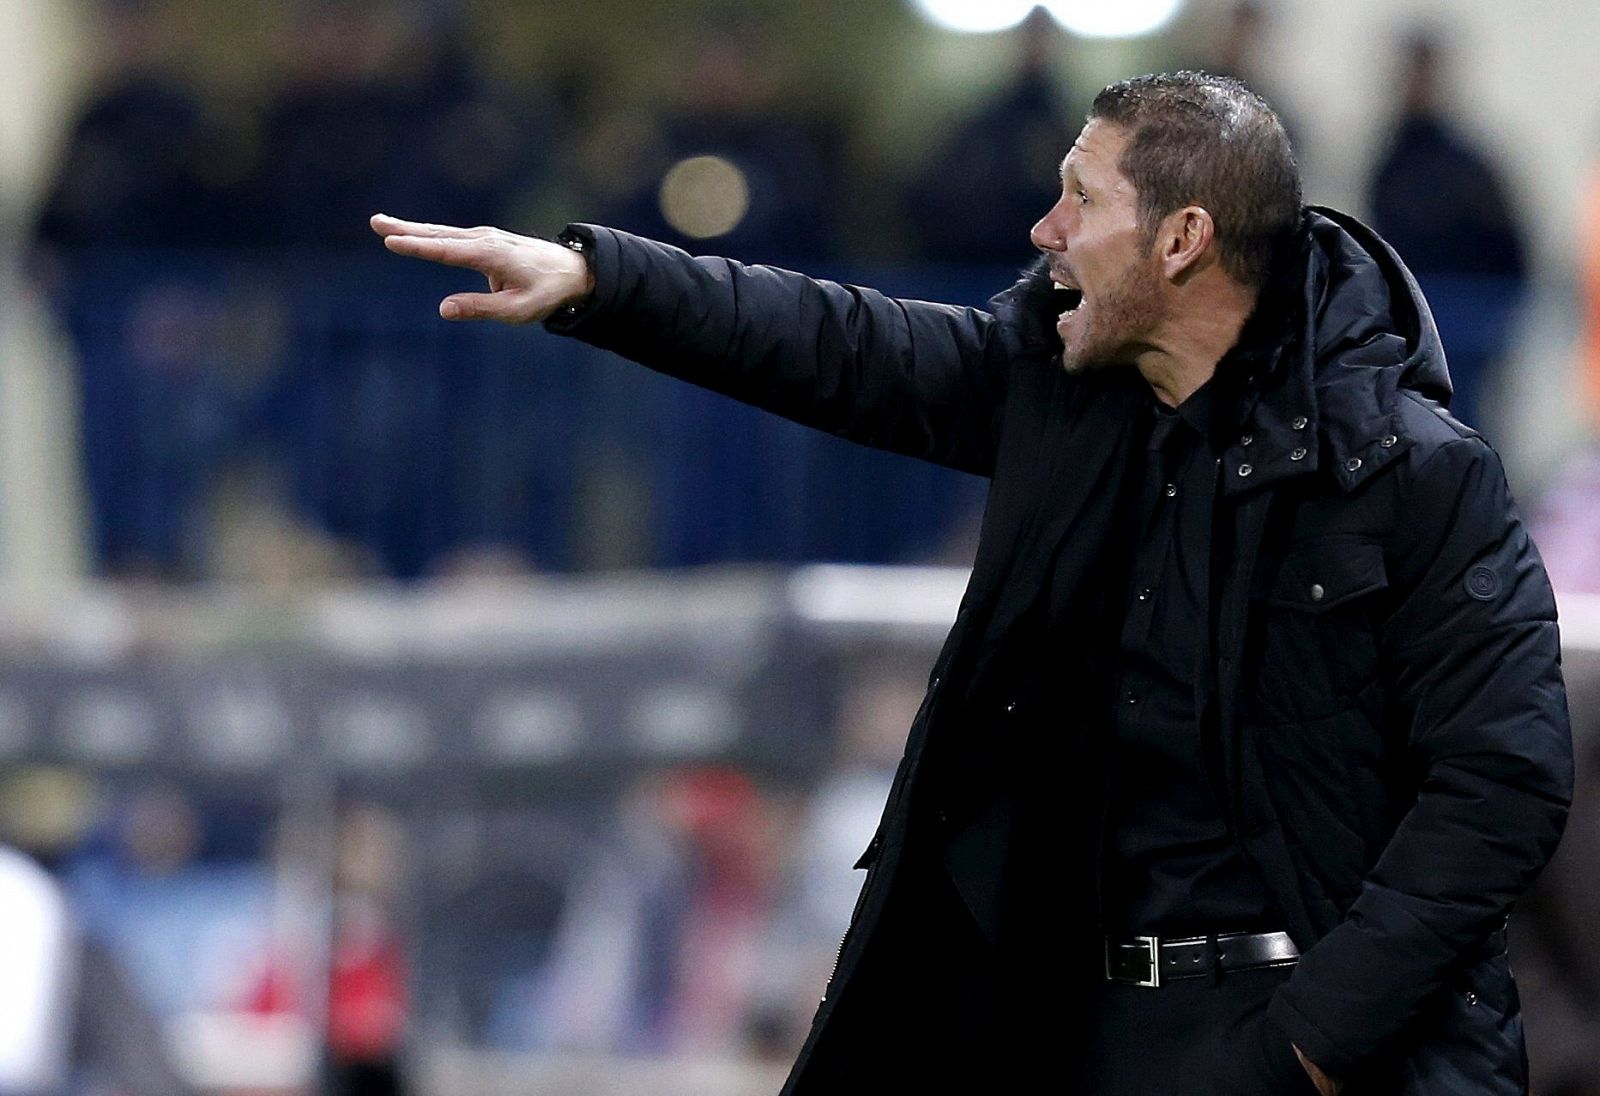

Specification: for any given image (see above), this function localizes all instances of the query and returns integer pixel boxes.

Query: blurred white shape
[323,692,432,768]
[167,1011,317,1091]
[184,682,292,769]
[60,688,159,764]
[1554,592,1600,651]
[659,155,750,239]
[629,685,737,753]
[1045,0,1186,38]
[474,690,581,762]
[0,847,73,1093]
[909,0,1039,34]
[788,564,967,629]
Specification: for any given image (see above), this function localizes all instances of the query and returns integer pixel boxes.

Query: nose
[1030,197,1070,253]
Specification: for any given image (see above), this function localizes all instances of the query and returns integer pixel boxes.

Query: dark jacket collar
[991,205,1452,498]
[1221,206,1451,497]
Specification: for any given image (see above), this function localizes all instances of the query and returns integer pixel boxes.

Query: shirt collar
[1149,374,1225,451]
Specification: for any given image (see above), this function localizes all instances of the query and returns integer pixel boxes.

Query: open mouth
[1054,282,1083,321]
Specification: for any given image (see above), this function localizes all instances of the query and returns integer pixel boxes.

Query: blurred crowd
[26,0,1542,585]
[0,650,925,1095]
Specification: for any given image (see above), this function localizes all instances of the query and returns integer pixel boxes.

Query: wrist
[556,229,597,309]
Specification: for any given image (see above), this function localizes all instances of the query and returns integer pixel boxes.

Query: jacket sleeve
[543,225,1012,477]
[1267,435,1574,1077]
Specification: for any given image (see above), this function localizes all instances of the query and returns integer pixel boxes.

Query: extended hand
[370,214,596,324]
[1293,1044,1342,1095]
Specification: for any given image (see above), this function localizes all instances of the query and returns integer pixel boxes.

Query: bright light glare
[1044,0,1186,38]
[659,156,751,239]
[909,0,1041,34]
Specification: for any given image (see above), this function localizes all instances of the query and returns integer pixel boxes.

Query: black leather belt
[1104,930,1299,988]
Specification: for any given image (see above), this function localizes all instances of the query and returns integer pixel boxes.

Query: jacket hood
[990,205,1455,497]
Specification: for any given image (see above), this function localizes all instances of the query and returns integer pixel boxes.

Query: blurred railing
[43,251,1006,581]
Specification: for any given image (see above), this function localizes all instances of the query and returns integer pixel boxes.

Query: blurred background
[1,0,1599,1092]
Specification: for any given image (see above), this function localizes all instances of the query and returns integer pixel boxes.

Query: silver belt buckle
[1105,934,1162,988]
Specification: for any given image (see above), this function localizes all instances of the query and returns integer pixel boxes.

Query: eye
[1076,188,1089,205]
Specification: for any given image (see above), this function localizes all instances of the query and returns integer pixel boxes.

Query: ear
[1156,207,1215,281]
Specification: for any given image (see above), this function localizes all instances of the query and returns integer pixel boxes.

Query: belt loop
[1204,934,1220,987]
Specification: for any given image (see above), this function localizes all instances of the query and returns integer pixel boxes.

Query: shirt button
[1290,447,1307,461]
[1240,433,1254,446]
[1381,434,1397,447]
[1137,587,1152,601]
[1310,583,1325,602]
[1291,415,1308,430]
[1164,483,1177,497]
[1237,464,1253,477]
[1345,457,1363,472]
[1004,700,1018,713]
[1125,691,1139,704]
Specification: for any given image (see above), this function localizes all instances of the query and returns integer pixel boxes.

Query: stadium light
[659,155,751,239]
[908,0,1041,35]
[908,0,1187,38]
[1044,0,1187,38]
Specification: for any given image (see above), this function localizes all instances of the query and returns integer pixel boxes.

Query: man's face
[1029,119,1164,374]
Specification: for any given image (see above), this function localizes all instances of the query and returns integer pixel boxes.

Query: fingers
[374,214,573,324]
[370,213,490,239]
[381,233,499,273]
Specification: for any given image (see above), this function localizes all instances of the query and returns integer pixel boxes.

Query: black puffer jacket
[547,207,1572,1095]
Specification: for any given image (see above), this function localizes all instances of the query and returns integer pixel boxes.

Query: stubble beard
[1059,258,1163,375]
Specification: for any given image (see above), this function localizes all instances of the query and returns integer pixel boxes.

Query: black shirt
[1102,380,1278,936]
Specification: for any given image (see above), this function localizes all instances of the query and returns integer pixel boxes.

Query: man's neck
[1136,285,1258,408]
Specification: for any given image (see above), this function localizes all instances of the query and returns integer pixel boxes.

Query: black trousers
[1073,963,1321,1095]
[808,850,1320,1095]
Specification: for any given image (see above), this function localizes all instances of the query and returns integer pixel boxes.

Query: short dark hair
[1088,72,1301,288]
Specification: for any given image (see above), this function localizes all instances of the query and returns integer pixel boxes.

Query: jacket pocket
[1259,539,1389,612]
[1393,949,1527,1096]
[1248,539,1390,725]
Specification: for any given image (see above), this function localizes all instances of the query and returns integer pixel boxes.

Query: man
[374,72,1571,1095]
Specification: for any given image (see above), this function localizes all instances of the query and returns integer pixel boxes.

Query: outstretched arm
[373,216,1013,476]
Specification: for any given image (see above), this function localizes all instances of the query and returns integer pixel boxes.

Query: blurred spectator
[1581,159,1600,424]
[1366,29,1529,433]
[902,9,1079,268]
[30,1,244,257]
[0,769,196,1096]
[755,660,924,1051]
[260,2,545,249]
[247,802,411,1096]
[1529,452,1600,594]
[594,14,848,265]
[1187,1,1303,150]
[63,273,292,580]
[65,783,274,1021]
[522,767,784,1057]
[29,0,286,580]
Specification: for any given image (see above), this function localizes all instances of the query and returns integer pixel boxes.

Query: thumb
[439,290,541,324]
